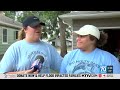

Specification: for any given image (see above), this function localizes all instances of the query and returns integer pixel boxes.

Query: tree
[4,11,16,20]
[4,11,71,57]
[59,18,68,57]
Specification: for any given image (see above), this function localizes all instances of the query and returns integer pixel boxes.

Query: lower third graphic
[100,65,113,74]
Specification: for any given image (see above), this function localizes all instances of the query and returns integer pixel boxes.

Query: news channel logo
[100,65,113,74]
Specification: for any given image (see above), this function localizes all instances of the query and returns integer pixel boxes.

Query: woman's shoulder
[69,48,79,53]
[96,48,113,55]
[64,48,80,57]
[40,40,50,45]
[3,40,24,53]
[96,48,117,59]
[11,40,24,47]
[9,40,22,46]
[40,41,50,47]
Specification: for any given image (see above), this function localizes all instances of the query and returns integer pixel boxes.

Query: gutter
[59,12,120,19]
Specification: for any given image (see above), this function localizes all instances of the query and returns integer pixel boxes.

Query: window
[2,28,8,44]
[14,31,18,40]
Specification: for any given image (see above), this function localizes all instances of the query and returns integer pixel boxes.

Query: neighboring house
[59,11,120,56]
[48,36,72,47]
[0,12,22,55]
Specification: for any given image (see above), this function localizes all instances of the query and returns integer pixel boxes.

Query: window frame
[14,30,18,40]
[2,28,8,44]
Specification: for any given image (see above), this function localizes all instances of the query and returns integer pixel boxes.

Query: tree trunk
[59,18,68,57]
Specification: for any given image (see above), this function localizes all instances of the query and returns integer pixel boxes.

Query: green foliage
[4,11,16,20]
[4,11,71,39]
[40,11,71,39]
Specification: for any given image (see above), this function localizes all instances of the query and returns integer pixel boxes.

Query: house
[48,36,72,47]
[0,12,22,55]
[59,11,120,56]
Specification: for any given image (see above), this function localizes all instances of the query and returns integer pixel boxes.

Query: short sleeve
[0,44,17,73]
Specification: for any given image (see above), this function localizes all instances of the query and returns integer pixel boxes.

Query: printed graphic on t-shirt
[68,60,100,74]
[27,51,49,71]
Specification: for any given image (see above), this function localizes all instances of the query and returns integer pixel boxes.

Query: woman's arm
[5,68,39,74]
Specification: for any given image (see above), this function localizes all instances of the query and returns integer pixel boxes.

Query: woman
[60,25,120,74]
[0,16,63,74]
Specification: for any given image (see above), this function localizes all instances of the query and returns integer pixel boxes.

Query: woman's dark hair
[89,31,108,47]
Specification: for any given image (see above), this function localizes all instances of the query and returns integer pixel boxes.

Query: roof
[0,14,22,29]
[59,11,120,25]
[59,11,120,19]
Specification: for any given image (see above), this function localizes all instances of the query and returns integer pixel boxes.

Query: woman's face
[76,35,95,50]
[25,25,42,42]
